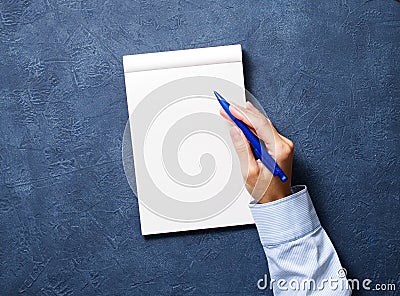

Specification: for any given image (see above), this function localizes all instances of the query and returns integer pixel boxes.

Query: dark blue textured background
[0,1,399,295]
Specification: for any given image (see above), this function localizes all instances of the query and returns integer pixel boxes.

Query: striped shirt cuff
[249,185,321,247]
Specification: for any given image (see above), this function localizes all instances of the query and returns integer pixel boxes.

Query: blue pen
[214,91,287,182]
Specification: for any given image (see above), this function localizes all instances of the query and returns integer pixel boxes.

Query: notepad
[123,45,254,235]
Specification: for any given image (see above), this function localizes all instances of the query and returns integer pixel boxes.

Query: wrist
[257,181,292,204]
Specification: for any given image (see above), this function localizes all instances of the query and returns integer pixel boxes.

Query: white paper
[123,45,254,235]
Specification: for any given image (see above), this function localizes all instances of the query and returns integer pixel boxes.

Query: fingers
[243,102,295,155]
[246,101,258,112]
[219,108,234,124]
[229,103,277,149]
[220,101,294,161]
[229,126,259,183]
[220,108,257,134]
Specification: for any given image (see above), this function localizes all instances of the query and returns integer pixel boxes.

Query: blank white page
[123,45,254,235]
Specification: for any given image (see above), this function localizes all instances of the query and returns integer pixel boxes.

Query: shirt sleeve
[249,185,352,295]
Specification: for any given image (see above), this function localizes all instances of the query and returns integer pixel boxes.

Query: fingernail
[230,127,241,141]
[229,104,239,112]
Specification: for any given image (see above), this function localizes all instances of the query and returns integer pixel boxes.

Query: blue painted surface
[0,1,399,295]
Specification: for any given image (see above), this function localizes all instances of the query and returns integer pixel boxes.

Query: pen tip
[214,91,222,101]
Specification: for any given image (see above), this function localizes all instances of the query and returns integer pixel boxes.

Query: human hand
[220,101,294,204]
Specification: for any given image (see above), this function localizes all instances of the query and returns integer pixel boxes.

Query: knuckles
[286,139,294,150]
[277,140,294,159]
